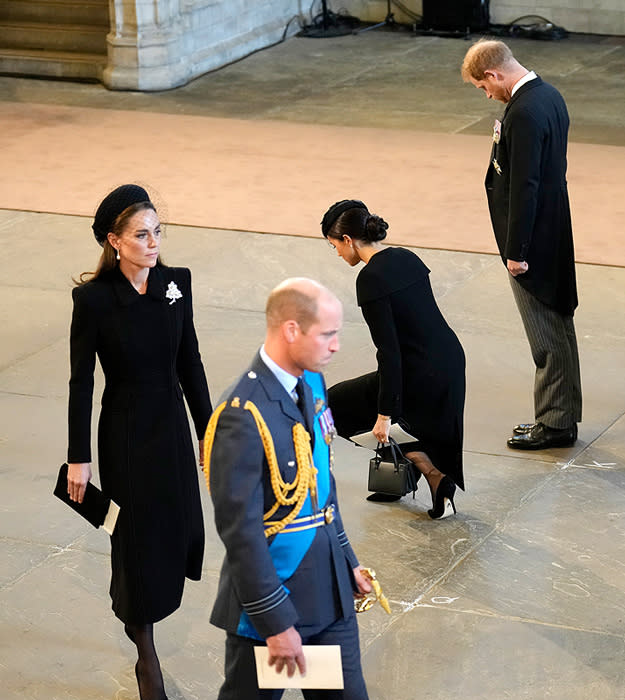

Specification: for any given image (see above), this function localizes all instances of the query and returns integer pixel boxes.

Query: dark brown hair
[75,201,161,285]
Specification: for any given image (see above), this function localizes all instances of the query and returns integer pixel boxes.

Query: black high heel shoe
[428,476,457,520]
[135,661,169,700]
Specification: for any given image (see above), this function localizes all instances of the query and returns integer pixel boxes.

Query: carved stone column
[102,0,302,91]
[103,0,191,90]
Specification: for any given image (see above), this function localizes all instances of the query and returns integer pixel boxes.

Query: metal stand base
[355,0,398,34]
[299,0,358,38]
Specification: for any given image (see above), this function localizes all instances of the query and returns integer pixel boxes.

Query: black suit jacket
[209,353,359,640]
[485,76,578,315]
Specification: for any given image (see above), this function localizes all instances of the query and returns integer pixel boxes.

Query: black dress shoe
[512,422,536,435]
[507,422,577,450]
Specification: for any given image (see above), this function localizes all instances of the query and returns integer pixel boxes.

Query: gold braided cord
[202,397,318,538]
[243,401,317,537]
[293,422,318,511]
[202,400,229,494]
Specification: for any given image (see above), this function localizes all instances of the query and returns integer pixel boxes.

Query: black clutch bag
[368,438,419,498]
[53,463,119,533]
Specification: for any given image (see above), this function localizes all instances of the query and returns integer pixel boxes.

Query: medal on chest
[492,118,501,144]
[317,404,337,446]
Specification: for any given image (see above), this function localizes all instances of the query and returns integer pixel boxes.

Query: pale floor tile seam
[194,303,266,315]
[571,410,625,455]
[358,533,500,652]
[396,453,625,627]
[362,519,618,652]
[363,465,577,648]
[264,103,492,125]
[463,447,579,462]
[463,426,625,464]
[260,38,439,117]
[0,281,73,293]
[0,389,63,400]
[0,338,69,375]
[0,214,27,230]
[577,331,625,343]
[558,44,623,77]
[0,535,103,592]
[309,36,441,90]
[452,115,485,134]
[409,602,625,640]
[427,258,501,299]
[0,534,69,546]
[568,462,624,471]
[360,523,507,650]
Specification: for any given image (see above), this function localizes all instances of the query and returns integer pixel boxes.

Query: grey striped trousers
[509,276,582,429]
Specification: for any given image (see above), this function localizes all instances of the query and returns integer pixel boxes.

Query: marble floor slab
[1,29,624,700]
[2,216,624,699]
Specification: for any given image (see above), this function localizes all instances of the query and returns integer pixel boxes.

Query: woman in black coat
[66,185,212,700]
[321,199,465,519]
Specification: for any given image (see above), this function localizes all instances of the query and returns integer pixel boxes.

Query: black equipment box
[421,0,489,32]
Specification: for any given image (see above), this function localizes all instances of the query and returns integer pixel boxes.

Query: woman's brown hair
[75,201,161,285]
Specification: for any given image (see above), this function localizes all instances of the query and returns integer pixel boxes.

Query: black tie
[295,378,311,434]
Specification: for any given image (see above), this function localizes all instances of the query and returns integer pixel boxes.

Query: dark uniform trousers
[218,614,369,700]
[510,276,582,428]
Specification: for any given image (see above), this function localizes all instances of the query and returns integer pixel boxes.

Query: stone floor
[1,29,625,700]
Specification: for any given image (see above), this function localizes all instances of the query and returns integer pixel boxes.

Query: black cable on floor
[489,14,569,40]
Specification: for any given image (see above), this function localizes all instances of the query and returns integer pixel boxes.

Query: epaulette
[222,369,262,409]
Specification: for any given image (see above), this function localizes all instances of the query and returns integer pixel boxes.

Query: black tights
[124,623,167,700]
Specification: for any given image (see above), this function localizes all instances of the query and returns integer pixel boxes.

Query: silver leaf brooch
[165,281,182,305]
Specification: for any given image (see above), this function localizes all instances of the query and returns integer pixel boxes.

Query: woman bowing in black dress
[66,185,212,700]
[321,199,466,519]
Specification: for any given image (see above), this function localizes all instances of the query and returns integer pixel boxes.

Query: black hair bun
[365,214,389,242]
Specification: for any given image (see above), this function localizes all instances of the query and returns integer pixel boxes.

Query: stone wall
[104,0,302,90]
[339,0,625,35]
[488,0,625,35]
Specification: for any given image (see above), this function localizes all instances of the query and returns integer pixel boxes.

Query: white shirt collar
[511,70,537,97]
[259,345,299,399]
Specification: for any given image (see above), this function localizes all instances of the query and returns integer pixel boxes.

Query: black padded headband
[320,199,368,237]
[92,184,151,246]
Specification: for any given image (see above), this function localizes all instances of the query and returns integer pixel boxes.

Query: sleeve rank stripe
[242,587,288,614]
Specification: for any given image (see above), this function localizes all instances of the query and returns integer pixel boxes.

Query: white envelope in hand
[254,645,344,689]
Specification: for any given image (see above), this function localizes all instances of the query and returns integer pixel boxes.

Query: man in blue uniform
[205,278,371,699]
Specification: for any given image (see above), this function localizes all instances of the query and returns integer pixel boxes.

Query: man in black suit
[204,278,371,699]
[462,39,582,450]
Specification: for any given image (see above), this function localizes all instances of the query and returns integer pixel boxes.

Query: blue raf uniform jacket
[208,352,359,640]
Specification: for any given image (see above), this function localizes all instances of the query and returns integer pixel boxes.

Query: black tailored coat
[356,247,465,489]
[67,264,212,624]
[209,353,359,640]
[485,76,578,316]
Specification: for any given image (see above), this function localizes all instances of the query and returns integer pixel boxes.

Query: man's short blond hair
[266,278,328,333]
[461,38,515,82]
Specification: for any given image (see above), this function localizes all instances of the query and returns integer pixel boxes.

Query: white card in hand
[102,500,120,535]
[349,423,418,451]
[254,645,344,689]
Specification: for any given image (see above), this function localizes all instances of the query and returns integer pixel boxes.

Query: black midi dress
[328,247,466,489]
[67,265,212,623]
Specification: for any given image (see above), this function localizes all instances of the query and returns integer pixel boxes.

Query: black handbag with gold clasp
[368,438,419,498]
